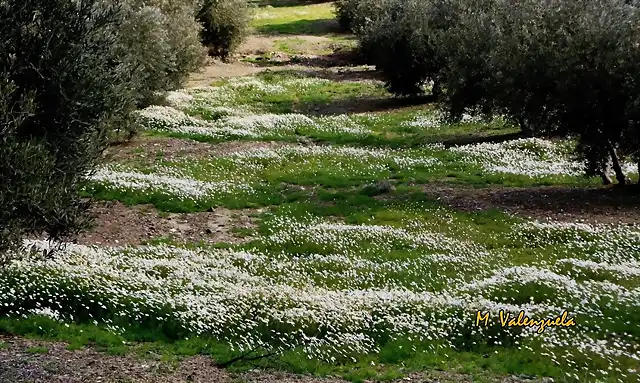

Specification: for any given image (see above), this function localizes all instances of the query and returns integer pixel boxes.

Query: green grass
[5,185,640,382]
[26,346,49,354]
[251,2,339,35]
[88,143,601,213]
[209,70,390,114]
[100,70,611,213]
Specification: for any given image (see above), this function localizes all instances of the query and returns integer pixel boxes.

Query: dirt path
[0,337,348,383]
[421,183,640,224]
[186,32,370,86]
[0,337,547,383]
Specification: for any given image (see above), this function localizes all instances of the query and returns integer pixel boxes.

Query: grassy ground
[251,2,338,35]
[2,1,639,383]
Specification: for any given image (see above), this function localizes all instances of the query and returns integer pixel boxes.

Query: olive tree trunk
[607,141,627,185]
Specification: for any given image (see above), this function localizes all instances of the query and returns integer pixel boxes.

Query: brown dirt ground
[0,337,345,383]
[421,183,640,224]
[76,201,260,246]
[0,337,549,383]
[186,34,371,86]
[186,58,374,87]
[187,59,264,85]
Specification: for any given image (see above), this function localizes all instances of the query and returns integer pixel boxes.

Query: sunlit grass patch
[251,3,339,35]
[272,37,342,55]
[88,144,443,211]
[163,73,389,115]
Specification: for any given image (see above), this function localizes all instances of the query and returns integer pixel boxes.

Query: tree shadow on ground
[421,183,640,224]
[296,95,438,116]
[300,181,640,225]
[255,19,341,36]
[297,67,381,82]
[245,47,366,69]
[439,132,527,148]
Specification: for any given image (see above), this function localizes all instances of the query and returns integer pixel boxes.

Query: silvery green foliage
[198,0,250,59]
[437,0,640,182]
[334,0,389,34]
[357,0,455,95]
[118,0,206,107]
[355,0,640,180]
[0,0,138,261]
[333,0,362,31]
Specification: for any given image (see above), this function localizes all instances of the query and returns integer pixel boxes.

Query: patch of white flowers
[218,145,440,179]
[137,106,375,139]
[90,165,254,201]
[402,113,444,129]
[450,138,638,178]
[401,111,500,129]
[314,115,372,135]
[512,220,640,264]
[0,212,638,380]
[89,143,439,203]
[450,138,583,177]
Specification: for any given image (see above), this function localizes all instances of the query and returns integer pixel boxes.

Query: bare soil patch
[422,184,640,224]
[77,201,260,246]
[186,33,364,86]
[187,57,369,86]
[105,136,214,163]
[0,337,349,383]
[0,336,548,383]
[205,140,297,155]
[187,58,264,86]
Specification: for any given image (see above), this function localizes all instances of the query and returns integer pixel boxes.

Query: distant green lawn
[251,2,340,35]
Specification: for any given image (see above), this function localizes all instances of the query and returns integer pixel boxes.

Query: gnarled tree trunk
[607,141,627,185]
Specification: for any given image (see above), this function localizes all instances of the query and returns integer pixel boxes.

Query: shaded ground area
[0,337,548,383]
[254,19,340,36]
[299,93,436,116]
[422,184,640,224]
[77,201,259,246]
[186,29,365,85]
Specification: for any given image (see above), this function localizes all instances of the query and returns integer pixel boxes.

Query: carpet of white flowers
[91,75,637,204]
[88,76,635,206]
[2,213,639,381]
[5,73,640,381]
